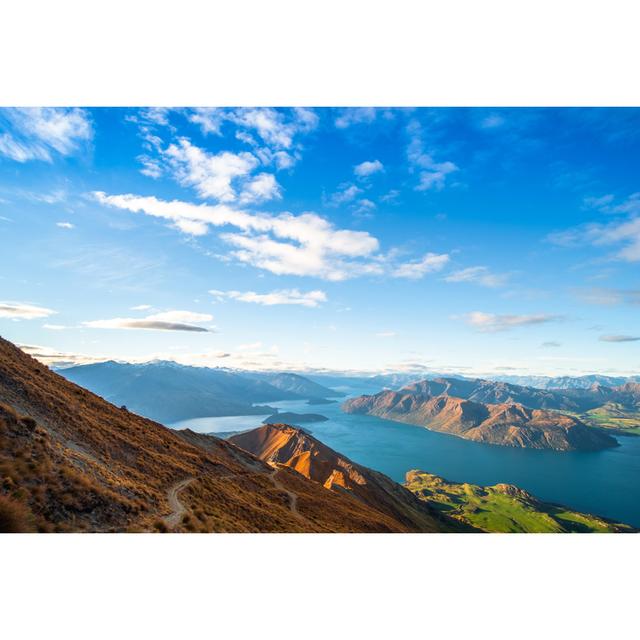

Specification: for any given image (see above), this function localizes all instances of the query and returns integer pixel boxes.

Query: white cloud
[376,331,397,338]
[19,343,103,367]
[188,108,224,135]
[210,288,326,308]
[353,199,376,216]
[56,221,74,229]
[549,193,640,262]
[83,309,214,332]
[393,252,450,279]
[42,324,68,330]
[407,120,458,191]
[239,172,282,204]
[189,108,318,151]
[327,183,363,207]
[461,311,561,332]
[94,192,452,283]
[354,160,384,177]
[230,108,317,149]
[0,302,56,320]
[335,108,377,129]
[163,137,259,202]
[444,266,509,288]
[131,304,152,311]
[0,108,92,162]
[94,191,381,281]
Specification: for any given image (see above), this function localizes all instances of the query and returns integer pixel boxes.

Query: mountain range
[59,361,340,423]
[2,336,634,533]
[342,377,625,450]
[491,374,640,390]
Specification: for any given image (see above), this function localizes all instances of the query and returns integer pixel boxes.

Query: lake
[170,387,640,528]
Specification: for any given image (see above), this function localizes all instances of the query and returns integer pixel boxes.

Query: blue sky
[0,107,639,376]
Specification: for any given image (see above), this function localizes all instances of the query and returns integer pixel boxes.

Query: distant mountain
[399,376,640,415]
[405,471,634,533]
[0,335,456,533]
[246,372,344,399]
[228,423,465,532]
[304,371,465,392]
[58,361,305,423]
[492,374,640,390]
[342,379,618,451]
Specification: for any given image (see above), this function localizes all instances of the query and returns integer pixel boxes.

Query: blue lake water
[170,387,640,528]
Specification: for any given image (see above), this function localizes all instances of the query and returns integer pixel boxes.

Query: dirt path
[163,477,195,529]
[269,468,301,518]
[159,468,302,531]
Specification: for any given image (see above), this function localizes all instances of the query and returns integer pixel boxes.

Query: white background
[1,1,639,638]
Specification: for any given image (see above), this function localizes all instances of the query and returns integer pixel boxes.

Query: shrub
[0,495,33,532]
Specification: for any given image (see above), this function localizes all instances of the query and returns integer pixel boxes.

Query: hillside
[228,423,467,532]
[343,387,617,451]
[59,360,300,423]
[0,336,455,533]
[405,471,635,533]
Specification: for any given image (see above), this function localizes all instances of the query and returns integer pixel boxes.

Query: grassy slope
[558,404,640,435]
[405,471,635,533]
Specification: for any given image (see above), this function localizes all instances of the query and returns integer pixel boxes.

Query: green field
[405,471,634,533]
[578,403,640,435]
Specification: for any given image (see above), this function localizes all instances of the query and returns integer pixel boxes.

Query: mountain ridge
[342,378,618,451]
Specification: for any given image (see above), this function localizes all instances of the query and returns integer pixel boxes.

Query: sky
[0,106,639,377]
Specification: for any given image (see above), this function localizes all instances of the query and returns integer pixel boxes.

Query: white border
[1,1,638,637]
[1,533,638,639]
[1,1,639,106]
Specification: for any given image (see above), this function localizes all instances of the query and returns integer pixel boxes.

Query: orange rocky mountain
[0,336,454,533]
[228,423,469,531]
[342,386,617,451]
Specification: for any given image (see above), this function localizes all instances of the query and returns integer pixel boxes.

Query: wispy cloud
[541,341,562,348]
[354,160,383,177]
[0,302,56,320]
[574,287,640,306]
[56,221,74,229]
[94,191,381,281]
[549,193,640,262]
[326,183,363,207]
[187,107,318,150]
[444,266,509,288]
[393,252,450,279]
[0,108,92,162]
[599,334,640,343]
[407,119,457,191]
[210,288,326,308]
[461,311,561,332]
[376,331,397,338]
[334,108,377,129]
[19,343,103,367]
[83,310,214,332]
